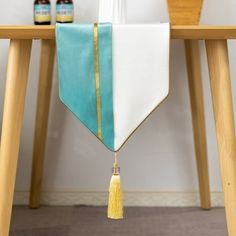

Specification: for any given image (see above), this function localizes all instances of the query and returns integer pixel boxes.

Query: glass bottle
[34,0,51,25]
[56,0,74,23]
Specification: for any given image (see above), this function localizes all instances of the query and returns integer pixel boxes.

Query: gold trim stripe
[93,23,103,140]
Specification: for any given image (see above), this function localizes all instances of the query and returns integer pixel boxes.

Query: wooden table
[0,25,235,236]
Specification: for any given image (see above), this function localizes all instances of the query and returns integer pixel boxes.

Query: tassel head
[107,153,123,219]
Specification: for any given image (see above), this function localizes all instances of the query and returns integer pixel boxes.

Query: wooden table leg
[206,39,236,236]
[0,39,32,236]
[167,0,211,209]
[29,39,55,209]
[185,39,211,209]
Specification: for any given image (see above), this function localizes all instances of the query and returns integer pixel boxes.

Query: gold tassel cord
[107,152,123,219]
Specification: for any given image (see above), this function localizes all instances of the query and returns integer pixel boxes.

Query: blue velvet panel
[56,23,114,151]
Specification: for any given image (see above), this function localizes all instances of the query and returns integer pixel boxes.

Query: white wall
[0,0,235,205]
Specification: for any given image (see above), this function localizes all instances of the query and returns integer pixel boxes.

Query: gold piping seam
[93,23,103,140]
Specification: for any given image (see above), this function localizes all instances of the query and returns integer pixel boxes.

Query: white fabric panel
[99,0,127,24]
[113,23,170,151]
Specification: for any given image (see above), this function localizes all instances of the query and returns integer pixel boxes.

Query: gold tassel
[107,152,123,219]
